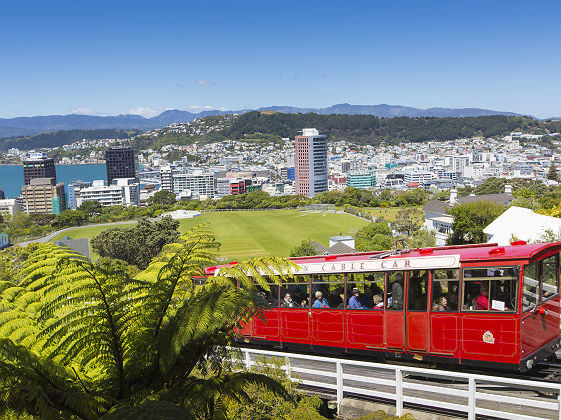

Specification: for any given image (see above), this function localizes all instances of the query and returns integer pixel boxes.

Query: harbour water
[0,164,107,199]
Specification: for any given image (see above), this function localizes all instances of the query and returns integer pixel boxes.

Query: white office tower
[77,178,140,207]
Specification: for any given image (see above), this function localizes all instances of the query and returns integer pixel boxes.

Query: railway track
[239,345,561,419]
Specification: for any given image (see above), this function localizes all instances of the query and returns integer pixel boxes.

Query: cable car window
[255,278,280,308]
[311,274,344,309]
[280,275,310,308]
[408,270,428,311]
[523,263,539,312]
[541,254,559,302]
[462,266,518,312]
[347,272,385,310]
[386,271,405,311]
[431,269,460,312]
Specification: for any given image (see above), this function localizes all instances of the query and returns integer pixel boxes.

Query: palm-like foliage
[0,225,300,419]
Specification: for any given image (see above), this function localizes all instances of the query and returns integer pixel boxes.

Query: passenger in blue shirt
[313,291,330,308]
[349,288,365,309]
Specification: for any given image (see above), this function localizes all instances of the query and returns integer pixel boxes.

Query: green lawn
[50,210,369,259]
[51,224,136,243]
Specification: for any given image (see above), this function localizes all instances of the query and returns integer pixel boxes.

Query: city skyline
[1,0,559,119]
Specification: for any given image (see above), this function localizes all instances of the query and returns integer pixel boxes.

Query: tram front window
[462,266,518,312]
[542,254,559,302]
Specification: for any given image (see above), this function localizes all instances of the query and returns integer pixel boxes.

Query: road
[16,220,141,247]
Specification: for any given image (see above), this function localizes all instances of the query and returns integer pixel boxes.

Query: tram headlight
[526,359,534,370]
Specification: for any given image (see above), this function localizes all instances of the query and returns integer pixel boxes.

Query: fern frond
[102,401,194,420]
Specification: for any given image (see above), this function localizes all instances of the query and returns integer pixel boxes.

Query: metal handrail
[236,347,561,420]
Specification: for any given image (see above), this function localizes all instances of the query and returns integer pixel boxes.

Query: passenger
[349,288,365,309]
[301,298,308,308]
[372,294,384,309]
[435,296,448,311]
[447,289,459,310]
[391,274,404,310]
[281,293,299,308]
[475,283,489,310]
[313,291,330,308]
[337,291,345,309]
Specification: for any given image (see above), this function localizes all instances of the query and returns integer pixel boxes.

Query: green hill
[0,129,141,151]
[132,112,561,150]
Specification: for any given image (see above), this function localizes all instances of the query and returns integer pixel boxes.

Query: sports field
[51,210,369,259]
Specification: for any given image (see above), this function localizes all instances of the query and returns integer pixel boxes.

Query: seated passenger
[435,296,448,311]
[447,290,458,310]
[301,298,308,308]
[313,291,330,308]
[372,294,384,309]
[475,284,489,310]
[349,288,365,309]
[337,291,345,309]
[281,293,299,308]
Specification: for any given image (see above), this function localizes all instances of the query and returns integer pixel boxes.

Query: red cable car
[214,242,561,372]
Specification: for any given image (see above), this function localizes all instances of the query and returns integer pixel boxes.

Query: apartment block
[20,178,66,214]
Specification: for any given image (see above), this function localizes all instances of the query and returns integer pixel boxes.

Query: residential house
[423,185,514,246]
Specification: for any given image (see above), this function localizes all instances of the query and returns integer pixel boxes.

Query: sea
[0,164,107,199]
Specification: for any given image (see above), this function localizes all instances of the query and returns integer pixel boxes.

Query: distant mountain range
[0,103,528,139]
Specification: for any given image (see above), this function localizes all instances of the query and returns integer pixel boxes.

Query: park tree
[392,208,424,235]
[408,229,436,248]
[91,217,180,269]
[474,177,507,195]
[147,190,177,206]
[546,162,559,182]
[0,228,302,419]
[355,221,393,251]
[78,200,103,217]
[289,239,318,257]
[53,209,88,228]
[447,200,505,245]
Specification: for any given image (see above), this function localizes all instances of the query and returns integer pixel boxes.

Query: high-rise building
[160,165,175,191]
[0,188,5,200]
[23,152,56,185]
[105,147,138,185]
[172,171,216,199]
[295,128,328,198]
[20,178,66,214]
[67,180,92,210]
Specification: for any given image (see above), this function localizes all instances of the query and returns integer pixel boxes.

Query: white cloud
[188,105,201,109]
[195,79,215,86]
[71,107,95,115]
[204,105,212,109]
[127,107,165,118]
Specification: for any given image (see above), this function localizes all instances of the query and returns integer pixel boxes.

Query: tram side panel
[461,315,520,366]
[430,313,459,356]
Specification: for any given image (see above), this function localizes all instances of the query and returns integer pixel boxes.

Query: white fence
[238,347,561,420]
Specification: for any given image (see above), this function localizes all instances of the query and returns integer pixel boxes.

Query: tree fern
[0,226,305,418]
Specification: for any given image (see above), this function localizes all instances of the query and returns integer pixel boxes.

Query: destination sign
[294,254,460,274]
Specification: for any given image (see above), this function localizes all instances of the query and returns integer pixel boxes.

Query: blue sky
[1,0,559,118]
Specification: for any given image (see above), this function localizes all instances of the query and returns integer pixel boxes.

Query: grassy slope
[51,210,369,259]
